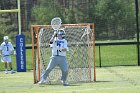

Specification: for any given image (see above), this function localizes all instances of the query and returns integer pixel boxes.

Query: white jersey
[0,42,14,56]
[51,38,68,56]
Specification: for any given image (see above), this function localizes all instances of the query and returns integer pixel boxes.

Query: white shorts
[1,55,12,63]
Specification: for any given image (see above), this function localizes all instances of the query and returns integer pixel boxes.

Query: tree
[94,0,135,40]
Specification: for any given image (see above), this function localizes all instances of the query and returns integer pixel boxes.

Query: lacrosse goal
[31,23,96,84]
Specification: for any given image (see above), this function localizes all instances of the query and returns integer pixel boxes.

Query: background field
[0,66,140,93]
[0,43,139,93]
[0,45,138,70]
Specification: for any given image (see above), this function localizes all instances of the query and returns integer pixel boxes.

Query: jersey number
[6,46,9,51]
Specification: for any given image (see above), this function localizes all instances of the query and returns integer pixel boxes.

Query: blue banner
[16,34,26,72]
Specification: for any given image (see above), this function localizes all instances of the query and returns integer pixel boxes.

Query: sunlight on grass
[0,66,140,93]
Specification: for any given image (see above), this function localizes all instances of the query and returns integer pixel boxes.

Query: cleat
[61,80,69,86]
[38,79,47,84]
[38,78,49,84]
[63,81,69,86]
[5,70,8,74]
[11,70,15,74]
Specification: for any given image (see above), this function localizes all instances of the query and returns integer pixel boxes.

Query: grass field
[0,44,139,93]
[0,45,138,70]
[0,66,140,93]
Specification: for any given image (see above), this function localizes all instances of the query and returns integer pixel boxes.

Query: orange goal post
[31,23,96,84]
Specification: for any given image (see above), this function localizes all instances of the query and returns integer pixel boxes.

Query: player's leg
[9,62,14,74]
[4,62,7,69]
[43,56,58,79]
[38,56,57,84]
[7,56,15,74]
[59,56,68,86]
[2,56,8,74]
[4,62,8,74]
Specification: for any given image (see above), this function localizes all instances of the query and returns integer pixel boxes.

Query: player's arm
[61,40,69,52]
[9,43,16,55]
[50,31,57,44]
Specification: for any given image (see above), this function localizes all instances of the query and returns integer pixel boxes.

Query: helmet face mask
[58,29,65,39]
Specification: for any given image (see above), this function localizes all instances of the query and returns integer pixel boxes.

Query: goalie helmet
[58,29,65,38]
[3,36,9,43]
[4,36,9,40]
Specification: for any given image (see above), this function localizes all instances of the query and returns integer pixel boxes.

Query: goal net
[31,24,96,84]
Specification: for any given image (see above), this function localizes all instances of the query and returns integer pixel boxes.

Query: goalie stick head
[51,17,62,31]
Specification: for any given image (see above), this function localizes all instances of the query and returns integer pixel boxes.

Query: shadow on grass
[95,80,112,83]
[39,84,80,87]
[38,81,112,87]
[38,83,80,87]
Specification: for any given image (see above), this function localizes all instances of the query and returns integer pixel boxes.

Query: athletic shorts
[1,55,12,63]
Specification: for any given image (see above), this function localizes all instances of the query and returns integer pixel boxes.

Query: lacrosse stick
[51,17,62,55]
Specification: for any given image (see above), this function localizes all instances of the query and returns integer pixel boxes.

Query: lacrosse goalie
[38,28,69,86]
[0,36,16,74]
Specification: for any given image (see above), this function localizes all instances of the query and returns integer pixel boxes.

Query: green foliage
[0,12,18,44]
[0,23,7,43]
[31,1,61,25]
[22,32,32,44]
[0,0,138,43]
[64,9,76,23]
[94,0,136,40]
[30,0,137,41]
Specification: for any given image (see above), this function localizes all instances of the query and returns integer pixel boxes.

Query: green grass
[95,45,138,66]
[27,45,138,68]
[0,49,33,70]
[0,66,140,93]
[0,45,138,70]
